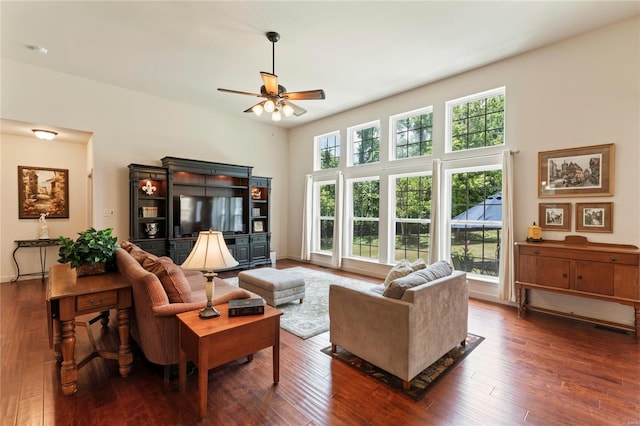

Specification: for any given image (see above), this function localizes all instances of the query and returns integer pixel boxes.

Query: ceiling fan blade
[284,101,307,117]
[282,89,326,101]
[260,72,279,96]
[218,88,264,97]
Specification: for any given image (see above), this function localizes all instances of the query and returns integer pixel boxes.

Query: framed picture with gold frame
[575,202,613,233]
[538,202,571,231]
[538,143,614,198]
[18,166,69,219]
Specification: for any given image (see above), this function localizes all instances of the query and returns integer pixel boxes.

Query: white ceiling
[2,1,639,130]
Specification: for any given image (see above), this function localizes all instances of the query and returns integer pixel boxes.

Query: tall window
[391,107,433,160]
[349,121,380,166]
[316,132,340,170]
[394,174,432,262]
[446,87,505,152]
[351,179,379,259]
[449,168,502,276]
[316,182,335,252]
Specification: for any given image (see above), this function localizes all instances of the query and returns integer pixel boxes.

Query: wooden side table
[47,263,133,395]
[178,304,282,418]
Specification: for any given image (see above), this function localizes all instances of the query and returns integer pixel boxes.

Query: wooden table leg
[273,318,280,384]
[198,360,208,418]
[179,348,187,391]
[117,308,133,377]
[634,302,639,343]
[60,319,77,395]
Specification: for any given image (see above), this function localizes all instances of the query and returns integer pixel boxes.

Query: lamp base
[199,305,221,319]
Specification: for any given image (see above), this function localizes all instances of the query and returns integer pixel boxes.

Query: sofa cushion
[121,241,159,264]
[383,260,453,299]
[383,260,413,287]
[410,258,427,271]
[141,256,192,303]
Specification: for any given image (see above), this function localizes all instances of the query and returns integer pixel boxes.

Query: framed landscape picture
[538,202,571,231]
[538,143,614,198]
[575,202,613,233]
[18,166,69,219]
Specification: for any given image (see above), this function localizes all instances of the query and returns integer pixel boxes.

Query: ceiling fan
[217,31,326,121]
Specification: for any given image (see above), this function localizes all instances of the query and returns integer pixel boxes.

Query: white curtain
[300,174,313,261]
[429,159,442,265]
[498,150,515,301]
[332,171,344,268]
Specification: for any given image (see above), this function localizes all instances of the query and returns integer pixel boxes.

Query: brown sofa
[115,242,256,378]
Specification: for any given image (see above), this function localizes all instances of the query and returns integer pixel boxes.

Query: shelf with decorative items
[128,164,168,255]
[250,176,271,267]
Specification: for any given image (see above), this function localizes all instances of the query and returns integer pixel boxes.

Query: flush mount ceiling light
[218,31,326,122]
[32,129,58,140]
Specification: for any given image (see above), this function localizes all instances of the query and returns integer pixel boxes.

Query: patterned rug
[322,333,484,401]
[224,266,377,339]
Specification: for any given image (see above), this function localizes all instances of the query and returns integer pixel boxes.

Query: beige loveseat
[115,242,255,378]
[329,261,468,389]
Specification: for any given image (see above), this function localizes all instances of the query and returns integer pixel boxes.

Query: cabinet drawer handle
[562,273,568,278]
[90,297,105,305]
[577,275,583,280]
[534,250,540,255]
[610,256,617,262]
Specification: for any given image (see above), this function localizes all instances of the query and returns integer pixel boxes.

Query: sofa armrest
[151,288,251,317]
[329,284,411,364]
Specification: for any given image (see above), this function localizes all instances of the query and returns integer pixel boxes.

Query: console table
[515,235,639,341]
[46,263,133,395]
[12,238,60,282]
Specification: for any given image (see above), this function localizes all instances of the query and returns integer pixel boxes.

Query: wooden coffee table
[177,303,282,418]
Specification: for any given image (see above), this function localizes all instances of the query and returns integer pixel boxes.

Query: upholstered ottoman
[237,268,305,307]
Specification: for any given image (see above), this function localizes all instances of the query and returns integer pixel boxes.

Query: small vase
[76,262,106,276]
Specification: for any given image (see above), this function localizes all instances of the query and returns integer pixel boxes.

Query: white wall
[288,18,640,325]
[1,60,289,282]
[0,134,88,281]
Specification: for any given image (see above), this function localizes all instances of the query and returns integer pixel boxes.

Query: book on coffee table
[228,298,265,317]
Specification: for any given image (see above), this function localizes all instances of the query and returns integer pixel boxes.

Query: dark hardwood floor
[1,260,638,425]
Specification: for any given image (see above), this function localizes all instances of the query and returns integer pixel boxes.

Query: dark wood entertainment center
[128,157,271,270]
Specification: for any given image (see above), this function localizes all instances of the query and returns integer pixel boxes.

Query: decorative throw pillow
[410,258,427,271]
[126,242,158,264]
[383,260,453,299]
[383,260,413,287]
[141,256,192,303]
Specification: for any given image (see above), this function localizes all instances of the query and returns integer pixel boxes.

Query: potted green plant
[57,227,120,276]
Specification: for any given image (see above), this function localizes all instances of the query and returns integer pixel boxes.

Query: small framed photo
[575,202,613,233]
[253,220,264,233]
[539,203,572,231]
[252,207,261,217]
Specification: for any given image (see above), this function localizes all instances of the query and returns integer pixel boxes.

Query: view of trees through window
[318,133,340,169]
[395,175,432,262]
[450,169,502,276]
[394,110,433,159]
[318,183,335,251]
[450,92,504,151]
[351,124,380,165]
[351,179,379,259]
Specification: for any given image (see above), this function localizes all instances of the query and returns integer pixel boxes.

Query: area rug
[321,333,484,401]
[224,266,377,339]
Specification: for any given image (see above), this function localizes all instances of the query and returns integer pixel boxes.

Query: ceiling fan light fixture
[272,109,282,122]
[32,129,57,140]
[282,102,295,118]
[264,99,276,113]
[252,103,265,117]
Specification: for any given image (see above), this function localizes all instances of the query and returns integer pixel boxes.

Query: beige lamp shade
[182,230,238,272]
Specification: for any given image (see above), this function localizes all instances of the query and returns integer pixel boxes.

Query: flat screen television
[178,195,244,236]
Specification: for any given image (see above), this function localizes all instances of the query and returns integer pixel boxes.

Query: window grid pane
[451,94,504,151]
[450,170,502,277]
[395,112,433,159]
[352,125,380,165]
[352,180,380,259]
[319,134,340,169]
[394,175,432,262]
[318,183,336,252]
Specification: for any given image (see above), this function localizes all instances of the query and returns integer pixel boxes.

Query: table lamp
[182,230,239,319]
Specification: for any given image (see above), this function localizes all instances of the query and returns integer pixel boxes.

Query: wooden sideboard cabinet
[515,235,639,341]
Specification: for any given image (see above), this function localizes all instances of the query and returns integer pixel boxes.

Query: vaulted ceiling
[2,1,638,129]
